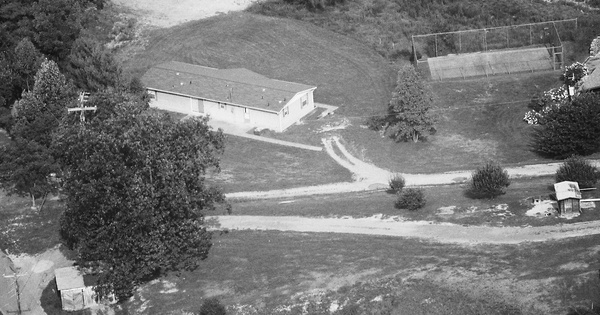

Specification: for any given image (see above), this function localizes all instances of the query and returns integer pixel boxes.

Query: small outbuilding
[55,266,114,311]
[141,61,318,132]
[554,181,582,217]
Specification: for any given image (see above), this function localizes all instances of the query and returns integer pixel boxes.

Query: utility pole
[3,266,29,314]
[67,92,97,122]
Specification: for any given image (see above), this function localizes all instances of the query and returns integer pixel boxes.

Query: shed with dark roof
[141,61,317,132]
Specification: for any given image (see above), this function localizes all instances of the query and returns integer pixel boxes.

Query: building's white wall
[147,89,315,132]
[60,288,97,311]
[279,90,316,131]
[149,91,189,114]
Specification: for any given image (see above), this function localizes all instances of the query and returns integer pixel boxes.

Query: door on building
[191,98,204,113]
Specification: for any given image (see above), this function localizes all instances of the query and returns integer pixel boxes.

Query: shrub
[388,173,405,193]
[467,162,510,199]
[561,62,589,86]
[556,156,600,188]
[531,92,600,158]
[395,188,426,211]
[198,298,227,315]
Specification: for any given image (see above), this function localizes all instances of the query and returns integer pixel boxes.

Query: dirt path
[226,136,600,199]
[211,215,600,244]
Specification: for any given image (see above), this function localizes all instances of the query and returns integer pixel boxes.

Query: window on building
[219,102,226,110]
[283,107,289,117]
[301,94,308,108]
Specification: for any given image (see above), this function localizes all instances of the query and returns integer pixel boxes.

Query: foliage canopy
[531,92,600,159]
[54,103,225,300]
[555,156,599,188]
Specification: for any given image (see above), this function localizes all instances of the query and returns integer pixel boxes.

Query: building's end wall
[279,89,316,132]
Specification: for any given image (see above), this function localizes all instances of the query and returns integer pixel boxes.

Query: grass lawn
[122,12,395,118]
[265,70,600,174]
[119,230,600,314]
[0,192,64,254]
[230,176,600,227]
[209,135,352,193]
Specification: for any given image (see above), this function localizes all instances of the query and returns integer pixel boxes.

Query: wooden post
[484,29,487,51]
[3,266,30,314]
[68,92,96,122]
[530,25,533,46]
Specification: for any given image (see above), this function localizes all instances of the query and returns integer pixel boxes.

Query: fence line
[411,19,575,60]
[411,18,577,38]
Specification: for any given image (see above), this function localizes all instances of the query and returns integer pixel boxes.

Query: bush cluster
[198,298,227,315]
[388,173,405,193]
[395,188,426,211]
[466,162,510,199]
[556,156,600,188]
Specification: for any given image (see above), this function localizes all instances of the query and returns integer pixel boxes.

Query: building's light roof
[554,181,582,201]
[141,61,316,112]
[55,267,85,291]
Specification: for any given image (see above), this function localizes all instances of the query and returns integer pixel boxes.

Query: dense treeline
[249,0,599,61]
[0,0,224,301]
[0,0,141,129]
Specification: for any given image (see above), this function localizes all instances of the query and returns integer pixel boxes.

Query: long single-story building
[141,61,317,132]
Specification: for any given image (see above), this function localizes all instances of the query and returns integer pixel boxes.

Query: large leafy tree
[532,92,600,159]
[378,65,437,143]
[54,102,225,300]
[0,137,59,209]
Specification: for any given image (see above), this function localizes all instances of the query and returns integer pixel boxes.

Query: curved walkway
[211,215,600,244]
[226,135,600,200]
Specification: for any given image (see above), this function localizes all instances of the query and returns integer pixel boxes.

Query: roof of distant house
[141,61,316,112]
[554,181,582,201]
[580,55,600,91]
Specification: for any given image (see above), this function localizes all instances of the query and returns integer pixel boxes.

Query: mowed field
[122,12,395,191]
[329,70,600,174]
[120,230,600,314]
[123,12,395,117]
[210,135,352,193]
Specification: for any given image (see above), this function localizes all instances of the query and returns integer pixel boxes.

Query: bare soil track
[212,215,600,244]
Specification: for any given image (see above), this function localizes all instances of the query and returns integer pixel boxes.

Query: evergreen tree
[11,59,75,146]
[65,37,123,92]
[0,59,72,208]
[12,37,44,93]
[383,65,437,143]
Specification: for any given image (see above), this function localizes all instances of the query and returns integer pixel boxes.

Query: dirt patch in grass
[120,230,600,314]
[112,0,259,28]
[0,192,64,255]
[229,176,600,227]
